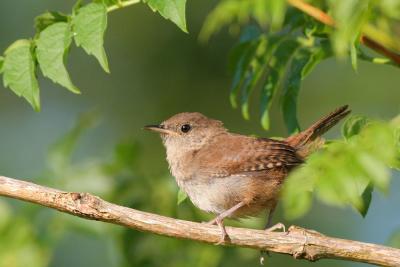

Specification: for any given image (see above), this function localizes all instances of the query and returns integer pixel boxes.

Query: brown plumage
[145,105,350,243]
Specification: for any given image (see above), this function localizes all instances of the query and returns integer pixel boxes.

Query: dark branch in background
[0,176,399,266]
[360,36,400,64]
[287,0,400,65]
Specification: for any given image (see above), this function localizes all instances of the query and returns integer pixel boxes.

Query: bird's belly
[178,175,280,217]
[180,178,232,214]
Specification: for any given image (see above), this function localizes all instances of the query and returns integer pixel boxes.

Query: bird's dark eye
[180,124,191,133]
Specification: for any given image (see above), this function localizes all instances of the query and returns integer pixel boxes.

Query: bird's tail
[286,105,351,157]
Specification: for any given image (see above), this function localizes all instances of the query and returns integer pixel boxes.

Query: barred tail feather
[286,105,351,157]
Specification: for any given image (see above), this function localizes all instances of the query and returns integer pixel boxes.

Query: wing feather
[193,135,303,179]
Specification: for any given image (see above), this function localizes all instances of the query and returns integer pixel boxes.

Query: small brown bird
[145,105,350,243]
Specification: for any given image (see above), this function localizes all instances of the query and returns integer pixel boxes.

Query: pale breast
[178,174,281,217]
[178,176,246,214]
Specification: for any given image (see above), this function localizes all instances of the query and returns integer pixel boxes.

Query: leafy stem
[287,0,400,65]
[107,0,141,12]
[0,0,187,111]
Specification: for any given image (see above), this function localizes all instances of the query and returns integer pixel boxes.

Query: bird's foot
[259,222,286,264]
[206,217,218,225]
[259,223,286,265]
[265,222,286,233]
[259,250,271,265]
[207,216,229,245]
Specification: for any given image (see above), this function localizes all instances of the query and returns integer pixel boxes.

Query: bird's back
[191,133,303,179]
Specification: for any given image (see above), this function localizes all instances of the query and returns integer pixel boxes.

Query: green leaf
[265,0,286,31]
[34,11,69,32]
[282,165,315,219]
[144,0,187,33]
[177,189,188,205]
[284,8,309,32]
[359,123,397,169]
[238,25,262,43]
[73,0,84,15]
[260,68,278,130]
[2,40,40,111]
[350,39,358,71]
[199,0,251,42]
[357,152,390,191]
[240,71,255,120]
[240,37,268,120]
[73,3,109,72]
[229,39,260,108]
[260,38,299,129]
[357,182,373,217]
[329,0,370,57]
[228,34,255,73]
[342,115,370,139]
[378,0,400,20]
[301,39,332,79]
[199,0,288,41]
[350,32,362,72]
[239,31,286,121]
[252,0,268,26]
[97,0,119,6]
[259,38,299,130]
[282,119,398,219]
[282,48,312,134]
[36,22,80,94]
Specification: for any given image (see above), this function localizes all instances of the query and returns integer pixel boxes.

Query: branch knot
[288,226,323,262]
[63,192,116,221]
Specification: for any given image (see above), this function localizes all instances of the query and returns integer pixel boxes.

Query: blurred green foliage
[388,228,400,248]
[205,0,400,132]
[283,115,400,219]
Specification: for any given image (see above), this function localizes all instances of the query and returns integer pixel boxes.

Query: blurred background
[0,0,399,266]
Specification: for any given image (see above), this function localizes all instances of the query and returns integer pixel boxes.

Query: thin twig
[0,176,399,266]
[107,0,140,12]
[361,36,400,65]
[287,0,400,65]
[287,0,334,26]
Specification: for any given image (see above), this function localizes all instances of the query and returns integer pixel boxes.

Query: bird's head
[145,112,226,151]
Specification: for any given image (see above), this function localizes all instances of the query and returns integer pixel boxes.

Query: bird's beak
[144,124,176,135]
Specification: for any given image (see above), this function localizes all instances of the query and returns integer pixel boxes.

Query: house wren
[145,105,350,243]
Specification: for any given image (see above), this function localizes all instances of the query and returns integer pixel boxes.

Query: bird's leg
[264,204,276,230]
[207,201,246,244]
[264,203,285,232]
[260,204,286,265]
[210,216,228,245]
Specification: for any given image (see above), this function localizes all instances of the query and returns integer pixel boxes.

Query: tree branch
[0,176,399,266]
[287,0,400,65]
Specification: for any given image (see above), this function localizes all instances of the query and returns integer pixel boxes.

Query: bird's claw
[259,250,271,265]
[207,216,229,244]
[265,222,286,233]
[206,217,218,225]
